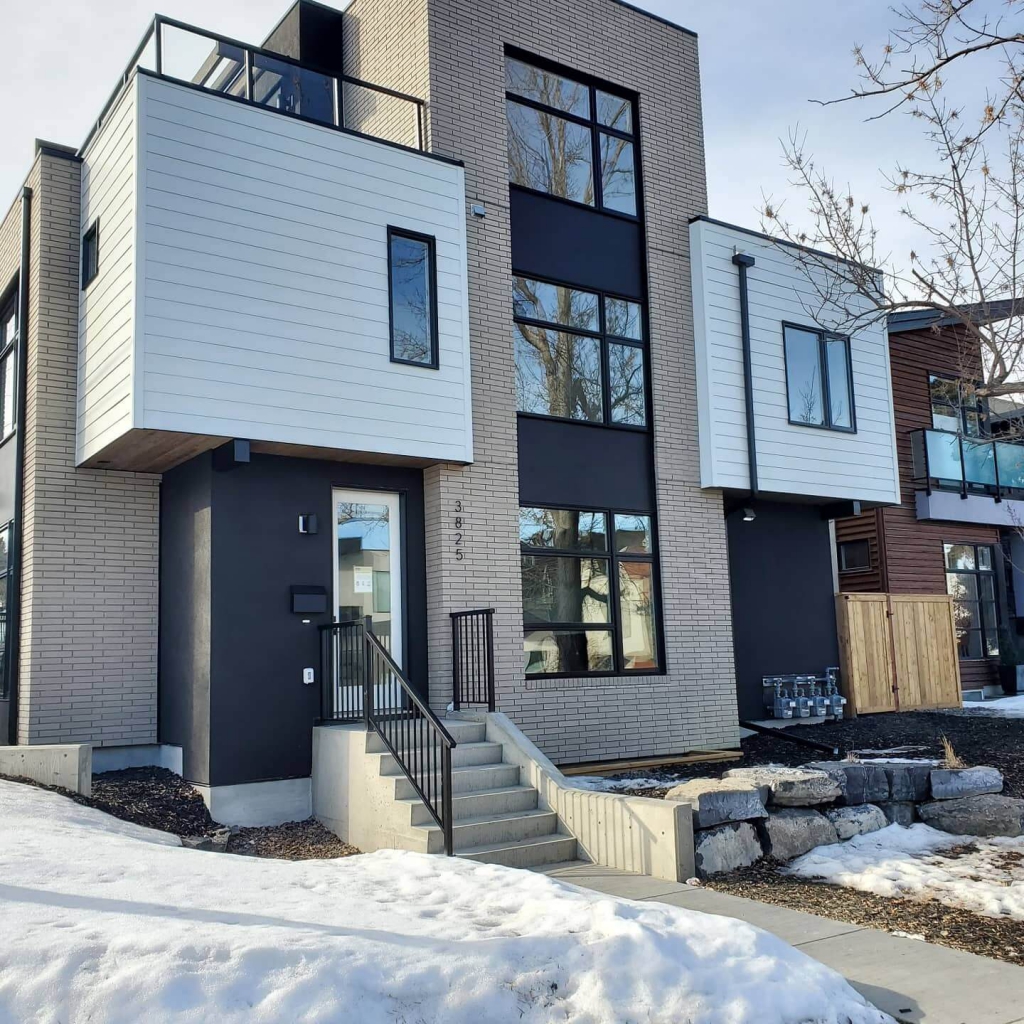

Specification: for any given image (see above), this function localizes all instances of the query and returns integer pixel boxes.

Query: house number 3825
[454,500,465,560]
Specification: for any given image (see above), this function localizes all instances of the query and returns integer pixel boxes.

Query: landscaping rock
[918,794,1024,837]
[664,779,767,829]
[930,766,1003,800]
[805,761,889,805]
[878,801,916,827]
[724,766,842,807]
[825,804,887,840]
[874,763,932,803]
[694,821,763,878]
[181,835,213,851]
[758,808,838,861]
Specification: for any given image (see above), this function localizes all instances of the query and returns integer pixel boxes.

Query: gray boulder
[930,766,1003,800]
[665,778,767,830]
[694,821,764,878]
[724,766,842,807]
[918,794,1024,837]
[873,763,932,803]
[805,761,889,805]
[758,808,839,861]
[825,804,888,840]
[879,802,917,827]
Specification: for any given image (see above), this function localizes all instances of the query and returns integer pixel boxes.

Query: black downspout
[7,186,31,745]
[732,252,758,498]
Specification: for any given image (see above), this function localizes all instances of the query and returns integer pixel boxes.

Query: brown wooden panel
[889,594,961,710]
[836,593,897,715]
[834,509,885,592]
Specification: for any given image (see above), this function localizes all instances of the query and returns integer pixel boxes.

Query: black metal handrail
[451,608,496,711]
[320,619,364,723]
[80,13,427,155]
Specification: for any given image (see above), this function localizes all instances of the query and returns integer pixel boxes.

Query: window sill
[787,419,858,436]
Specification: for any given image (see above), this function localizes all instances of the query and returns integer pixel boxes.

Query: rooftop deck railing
[80,14,426,156]
[911,427,1024,501]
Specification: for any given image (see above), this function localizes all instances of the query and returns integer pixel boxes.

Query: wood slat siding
[76,84,137,463]
[77,74,473,468]
[835,324,1000,688]
[690,219,900,504]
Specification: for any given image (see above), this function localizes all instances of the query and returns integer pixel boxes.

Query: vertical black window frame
[0,287,18,443]
[513,274,648,429]
[944,542,1000,659]
[0,521,10,700]
[387,226,439,369]
[81,219,99,290]
[929,373,984,437]
[782,322,856,433]
[505,50,640,220]
[519,504,662,678]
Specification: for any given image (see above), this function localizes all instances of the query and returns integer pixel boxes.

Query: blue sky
[0,0,1000,268]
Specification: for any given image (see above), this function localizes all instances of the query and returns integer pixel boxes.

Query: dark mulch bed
[1,767,360,860]
[705,859,1024,967]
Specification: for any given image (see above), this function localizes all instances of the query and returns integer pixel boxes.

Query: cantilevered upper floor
[690,217,900,508]
[76,15,472,472]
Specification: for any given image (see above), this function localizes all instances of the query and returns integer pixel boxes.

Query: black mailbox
[291,585,328,614]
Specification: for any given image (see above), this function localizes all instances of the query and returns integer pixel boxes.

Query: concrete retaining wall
[0,743,92,796]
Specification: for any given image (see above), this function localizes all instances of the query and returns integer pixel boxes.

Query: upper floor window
[0,291,17,441]
[505,55,638,217]
[513,275,647,427]
[945,542,999,658]
[388,228,438,369]
[520,505,660,677]
[783,324,855,432]
[81,221,99,290]
[930,374,983,436]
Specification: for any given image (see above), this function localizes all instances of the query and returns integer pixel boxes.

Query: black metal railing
[320,617,456,855]
[451,608,496,711]
[81,14,426,155]
[911,427,1024,503]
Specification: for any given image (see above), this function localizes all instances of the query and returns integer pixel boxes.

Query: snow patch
[570,775,684,792]
[0,779,892,1024]
[961,694,1024,717]
[786,822,1024,921]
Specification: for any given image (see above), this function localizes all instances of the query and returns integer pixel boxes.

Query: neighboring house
[689,219,901,720]
[835,304,1023,698]
[0,0,744,823]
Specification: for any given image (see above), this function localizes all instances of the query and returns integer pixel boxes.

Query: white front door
[332,488,403,669]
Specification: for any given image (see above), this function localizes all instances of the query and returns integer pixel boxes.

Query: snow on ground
[570,774,686,792]
[0,779,891,1024]
[853,758,939,765]
[960,694,1024,717]
[787,823,1024,921]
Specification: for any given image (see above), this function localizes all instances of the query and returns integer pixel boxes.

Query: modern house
[689,219,901,720]
[835,304,1023,698]
[0,0,744,836]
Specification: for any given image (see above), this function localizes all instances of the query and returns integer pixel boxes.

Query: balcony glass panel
[997,440,1024,491]
[253,53,334,125]
[342,79,420,149]
[160,23,245,97]
[923,430,963,483]
[962,437,997,488]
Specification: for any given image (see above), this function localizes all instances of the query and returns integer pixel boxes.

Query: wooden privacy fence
[835,593,962,716]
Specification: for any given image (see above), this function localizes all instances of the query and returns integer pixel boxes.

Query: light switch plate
[302,667,315,685]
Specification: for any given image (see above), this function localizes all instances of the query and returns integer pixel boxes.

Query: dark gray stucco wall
[160,449,426,789]
[726,500,839,721]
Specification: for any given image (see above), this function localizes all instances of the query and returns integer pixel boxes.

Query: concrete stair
[373,718,577,868]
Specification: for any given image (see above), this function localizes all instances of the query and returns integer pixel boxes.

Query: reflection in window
[520,505,659,676]
[929,374,983,436]
[388,230,438,367]
[0,291,16,441]
[784,324,855,431]
[506,55,638,216]
[944,542,999,658]
[513,276,647,428]
[838,539,871,572]
[252,52,334,124]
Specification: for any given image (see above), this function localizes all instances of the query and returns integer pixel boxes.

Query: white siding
[77,85,137,463]
[76,74,473,465]
[690,218,900,504]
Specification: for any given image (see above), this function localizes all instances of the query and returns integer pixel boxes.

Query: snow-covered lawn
[960,694,1024,717]
[0,779,891,1024]
[787,823,1024,921]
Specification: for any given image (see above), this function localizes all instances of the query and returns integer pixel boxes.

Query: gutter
[7,186,31,745]
[732,252,758,497]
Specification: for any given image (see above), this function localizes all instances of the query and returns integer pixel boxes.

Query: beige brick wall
[345,0,740,762]
[4,149,160,747]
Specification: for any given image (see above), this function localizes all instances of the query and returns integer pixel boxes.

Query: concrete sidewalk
[536,862,1024,1024]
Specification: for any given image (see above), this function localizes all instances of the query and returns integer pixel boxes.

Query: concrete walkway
[535,862,1024,1024]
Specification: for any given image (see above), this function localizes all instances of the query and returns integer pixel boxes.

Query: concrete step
[404,784,539,826]
[459,834,579,869]
[417,809,560,854]
[377,741,504,777]
[365,720,486,753]
[391,762,521,799]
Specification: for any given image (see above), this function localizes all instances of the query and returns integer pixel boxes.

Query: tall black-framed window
[783,323,855,432]
[0,522,11,700]
[0,289,18,442]
[929,374,984,436]
[505,54,639,217]
[945,542,1000,659]
[520,505,660,677]
[513,275,647,428]
[81,220,99,289]
[387,227,439,369]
